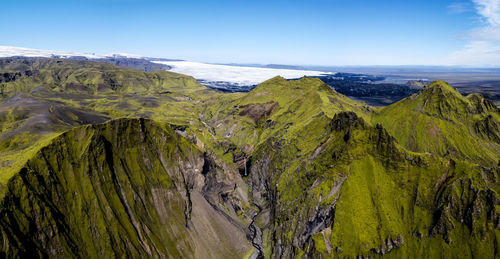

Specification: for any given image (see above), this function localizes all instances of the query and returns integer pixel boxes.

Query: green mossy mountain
[0,59,499,258]
[0,118,252,258]
[374,80,500,167]
[0,58,204,96]
[249,111,499,258]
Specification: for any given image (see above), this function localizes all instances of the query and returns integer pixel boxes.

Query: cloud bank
[152,61,331,87]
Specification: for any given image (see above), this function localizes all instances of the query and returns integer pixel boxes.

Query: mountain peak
[467,93,500,114]
[409,80,471,119]
[252,76,327,93]
[424,80,454,89]
[411,80,499,119]
[330,111,366,131]
[260,75,287,84]
[422,80,462,97]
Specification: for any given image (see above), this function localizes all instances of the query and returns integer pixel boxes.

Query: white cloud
[447,2,473,14]
[0,46,103,59]
[445,41,500,66]
[473,0,500,25]
[465,25,500,41]
[467,0,500,41]
[443,0,500,66]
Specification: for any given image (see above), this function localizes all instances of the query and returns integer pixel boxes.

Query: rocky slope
[0,118,252,258]
[247,111,499,258]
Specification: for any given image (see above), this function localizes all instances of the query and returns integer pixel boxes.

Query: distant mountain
[0,46,104,59]
[0,58,197,96]
[265,64,305,70]
[0,46,173,72]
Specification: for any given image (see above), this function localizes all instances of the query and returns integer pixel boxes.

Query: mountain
[0,58,200,96]
[0,47,171,72]
[374,80,500,166]
[0,58,498,258]
[248,111,499,258]
[0,58,215,196]
[0,118,252,258]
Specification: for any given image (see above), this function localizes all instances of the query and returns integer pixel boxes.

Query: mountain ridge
[0,118,253,258]
[0,58,498,258]
[374,80,500,167]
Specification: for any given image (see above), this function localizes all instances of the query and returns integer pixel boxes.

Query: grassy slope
[196,76,371,166]
[0,58,205,95]
[374,80,500,167]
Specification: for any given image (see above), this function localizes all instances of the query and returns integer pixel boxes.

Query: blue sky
[1,0,500,66]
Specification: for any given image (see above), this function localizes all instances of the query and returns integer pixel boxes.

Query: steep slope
[374,80,500,167]
[247,112,500,258]
[0,91,110,192]
[0,118,253,258]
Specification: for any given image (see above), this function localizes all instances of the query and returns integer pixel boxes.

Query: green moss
[248,110,499,258]
[0,59,207,97]
[0,118,253,258]
[374,80,500,167]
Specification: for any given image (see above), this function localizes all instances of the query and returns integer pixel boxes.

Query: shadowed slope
[248,112,500,258]
[0,118,252,258]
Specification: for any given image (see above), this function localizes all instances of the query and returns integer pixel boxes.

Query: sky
[1,0,500,66]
